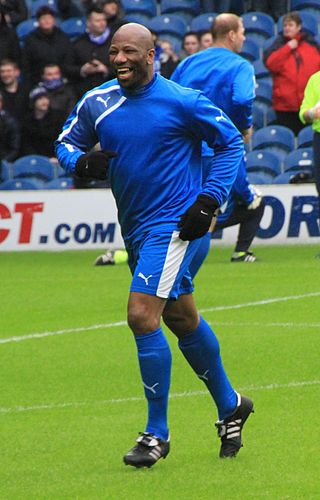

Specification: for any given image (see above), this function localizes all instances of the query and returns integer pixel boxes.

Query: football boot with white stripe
[123,432,170,468]
[215,394,254,458]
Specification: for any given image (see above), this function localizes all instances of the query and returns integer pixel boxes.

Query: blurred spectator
[180,32,200,60]
[0,15,21,64]
[64,6,115,97]
[0,90,20,162]
[100,0,125,31]
[0,59,29,125]
[0,0,27,27]
[22,6,72,87]
[20,88,62,160]
[159,39,180,79]
[33,63,77,120]
[299,71,320,217]
[57,0,86,19]
[249,1,287,21]
[199,30,213,50]
[264,11,320,135]
[201,0,244,15]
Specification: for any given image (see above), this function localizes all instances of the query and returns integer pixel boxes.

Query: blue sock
[134,328,172,441]
[178,316,237,420]
[189,232,211,279]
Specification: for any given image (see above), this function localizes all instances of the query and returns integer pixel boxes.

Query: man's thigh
[129,227,201,300]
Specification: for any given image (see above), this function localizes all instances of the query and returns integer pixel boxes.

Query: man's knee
[163,307,199,337]
[127,293,164,334]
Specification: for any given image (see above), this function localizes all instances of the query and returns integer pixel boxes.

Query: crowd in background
[1,0,320,180]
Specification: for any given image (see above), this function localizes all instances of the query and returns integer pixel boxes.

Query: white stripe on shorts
[156,230,189,299]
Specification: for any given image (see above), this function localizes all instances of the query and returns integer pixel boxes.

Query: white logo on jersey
[216,110,226,122]
[143,381,159,394]
[197,369,209,381]
[138,272,153,286]
[96,96,111,108]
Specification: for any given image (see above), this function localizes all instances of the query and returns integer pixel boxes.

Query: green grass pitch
[1,245,320,499]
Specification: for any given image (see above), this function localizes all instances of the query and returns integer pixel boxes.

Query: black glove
[178,194,219,241]
[75,150,117,180]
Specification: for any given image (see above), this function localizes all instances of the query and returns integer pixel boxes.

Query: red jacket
[264,32,320,111]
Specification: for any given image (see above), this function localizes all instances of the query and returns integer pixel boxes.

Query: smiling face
[283,19,301,39]
[109,24,155,90]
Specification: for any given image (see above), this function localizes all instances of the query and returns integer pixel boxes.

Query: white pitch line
[0,380,319,415]
[1,291,319,345]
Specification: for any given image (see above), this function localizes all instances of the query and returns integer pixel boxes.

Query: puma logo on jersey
[96,96,111,108]
[216,110,226,122]
[143,381,159,394]
[197,369,209,381]
[138,272,153,286]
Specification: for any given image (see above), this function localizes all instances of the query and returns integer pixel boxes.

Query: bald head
[112,23,154,50]
[109,23,155,91]
[211,14,245,53]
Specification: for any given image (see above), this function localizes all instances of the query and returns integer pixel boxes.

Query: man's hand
[288,39,298,50]
[75,150,117,179]
[178,194,219,241]
[248,185,263,210]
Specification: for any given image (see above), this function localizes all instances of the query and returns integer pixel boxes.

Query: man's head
[282,12,302,39]
[109,23,155,90]
[0,59,20,86]
[36,6,56,33]
[200,30,213,50]
[87,6,108,37]
[182,32,200,55]
[101,0,121,20]
[42,64,62,81]
[211,14,245,53]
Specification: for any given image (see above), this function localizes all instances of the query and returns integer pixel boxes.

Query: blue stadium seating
[246,150,282,177]
[124,12,153,24]
[278,11,318,36]
[190,12,217,32]
[1,160,11,182]
[160,0,200,24]
[242,12,275,47]
[122,0,157,18]
[252,125,295,160]
[283,148,313,173]
[12,155,55,182]
[253,59,270,80]
[252,104,265,130]
[263,35,276,52]
[291,0,320,21]
[297,125,313,148]
[247,172,272,184]
[147,14,187,38]
[240,39,260,62]
[45,177,74,189]
[16,18,38,44]
[273,171,296,184]
[60,17,86,40]
[0,179,41,190]
[255,81,272,106]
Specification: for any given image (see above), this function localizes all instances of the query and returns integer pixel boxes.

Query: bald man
[172,14,264,265]
[56,23,253,468]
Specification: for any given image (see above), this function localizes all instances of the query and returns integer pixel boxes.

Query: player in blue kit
[56,23,254,468]
[172,13,264,267]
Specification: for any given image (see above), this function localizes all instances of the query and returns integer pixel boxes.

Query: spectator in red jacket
[264,11,320,135]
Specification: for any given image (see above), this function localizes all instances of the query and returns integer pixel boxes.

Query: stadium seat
[255,81,272,106]
[122,0,157,18]
[252,125,295,160]
[160,0,200,24]
[190,12,217,32]
[12,155,55,182]
[247,172,271,184]
[45,177,74,189]
[273,171,296,184]
[253,59,270,80]
[278,11,318,36]
[147,14,187,39]
[60,17,86,40]
[297,125,313,148]
[124,12,152,24]
[16,19,38,44]
[31,0,58,18]
[252,104,265,130]
[283,147,313,173]
[291,0,320,21]
[262,35,276,52]
[1,160,11,182]
[266,107,276,126]
[242,12,275,47]
[246,150,282,177]
[0,179,41,190]
[240,39,260,62]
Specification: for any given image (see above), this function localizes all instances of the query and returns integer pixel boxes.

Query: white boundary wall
[0,185,319,252]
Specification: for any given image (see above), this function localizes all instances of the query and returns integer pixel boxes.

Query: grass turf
[1,245,319,499]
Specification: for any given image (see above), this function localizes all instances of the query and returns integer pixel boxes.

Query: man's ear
[147,48,155,65]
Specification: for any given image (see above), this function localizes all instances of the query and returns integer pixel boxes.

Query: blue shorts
[126,225,201,300]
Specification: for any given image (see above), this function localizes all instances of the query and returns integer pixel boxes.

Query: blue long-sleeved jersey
[171,47,255,157]
[55,73,243,243]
